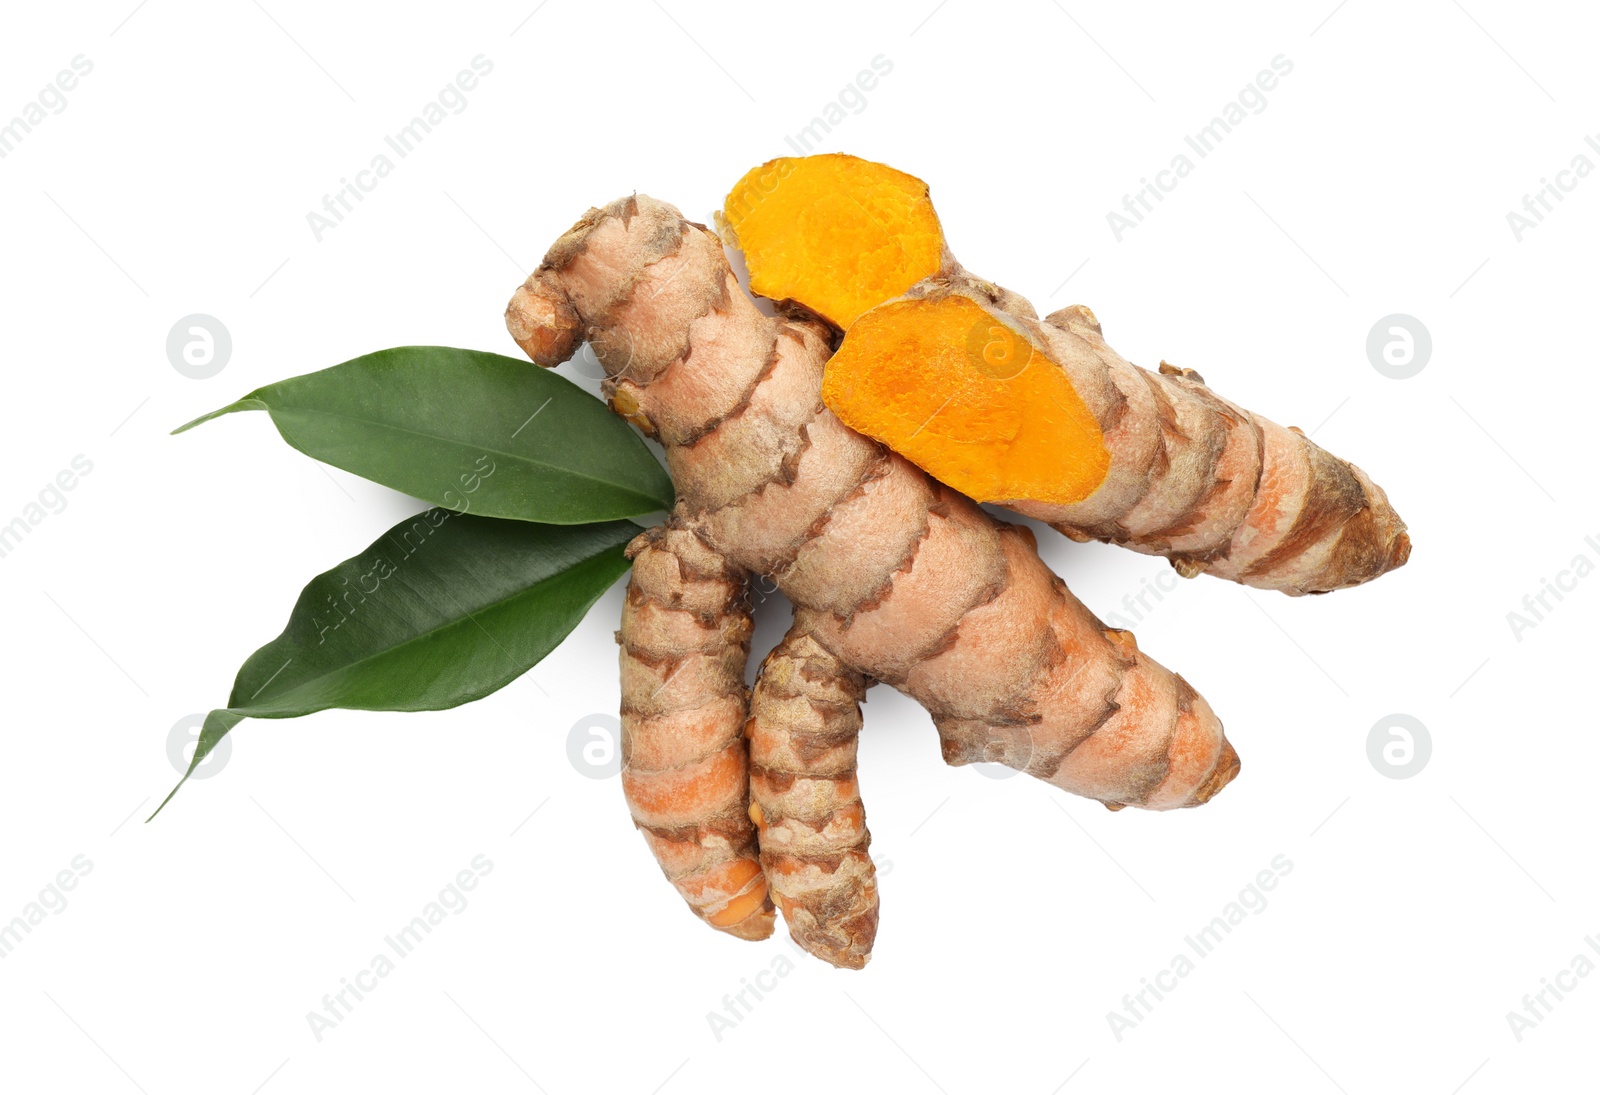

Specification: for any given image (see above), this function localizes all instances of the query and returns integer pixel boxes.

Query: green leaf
[150,509,637,819]
[175,346,673,523]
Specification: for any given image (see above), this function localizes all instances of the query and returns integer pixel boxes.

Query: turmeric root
[508,195,1239,968]
[619,525,773,941]
[723,154,1411,595]
[747,632,876,969]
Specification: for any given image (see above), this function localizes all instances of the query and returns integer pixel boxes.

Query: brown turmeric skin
[508,196,1238,968]
[725,154,1411,596]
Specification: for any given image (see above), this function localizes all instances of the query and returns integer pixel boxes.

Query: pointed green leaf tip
[171,346,673,523]
[148,510,637,820]
[171,398,267,435]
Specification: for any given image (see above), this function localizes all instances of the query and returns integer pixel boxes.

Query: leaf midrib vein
[270,403,669,503]
[232,547,624,715]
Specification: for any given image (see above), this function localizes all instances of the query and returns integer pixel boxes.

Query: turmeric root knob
[722,153,946,329]
[823,291,1111,506]
[506,274,581,368]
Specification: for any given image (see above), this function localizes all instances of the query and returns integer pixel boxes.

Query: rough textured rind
[828,279,1410,596]
[1035,308,1411,595]
[618,524,774,941]
[724,154,1409,597]
[748,631,877,969]
[512,195,1239,968]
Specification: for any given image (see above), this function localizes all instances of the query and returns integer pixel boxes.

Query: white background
[1,2,1595,1092]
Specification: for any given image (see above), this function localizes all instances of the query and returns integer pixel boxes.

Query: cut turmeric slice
[722,153,945,329]
[823,290,1111,505]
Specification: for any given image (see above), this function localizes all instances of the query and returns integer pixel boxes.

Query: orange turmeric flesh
[823,293,1111,506]
[722,154,944,329]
